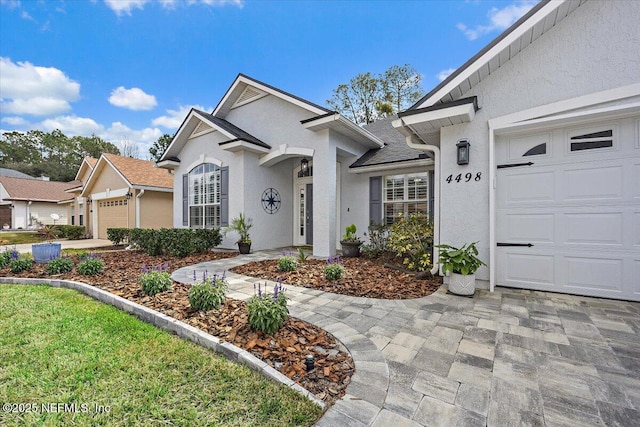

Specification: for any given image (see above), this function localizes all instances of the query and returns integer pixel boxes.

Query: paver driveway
[173,252,640,427]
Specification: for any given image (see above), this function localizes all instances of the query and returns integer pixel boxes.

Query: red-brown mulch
[1,250,354,405]
[231,252,443,299]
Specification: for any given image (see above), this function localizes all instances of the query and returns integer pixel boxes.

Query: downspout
[135,189,145,228]
[405,136,441,277]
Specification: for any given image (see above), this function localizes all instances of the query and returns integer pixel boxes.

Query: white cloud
[40,115,103,136]
[108,86,157,111]
[152,104,210,129]
[0,0,21,9]
[437,68,456,82]
[103,122,163,156]
[20,10,34,20]
[1,116,29,126]
[0,57,80,116]
[457,0,537,41]
[103,0,243,15]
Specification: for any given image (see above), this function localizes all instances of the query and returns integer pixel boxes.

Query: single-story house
[159,0,639,301]
[393,0,639,301]
[0,168,36,226]
[0,176,72,228]
[80,153,174,239]
[60,157,97,235]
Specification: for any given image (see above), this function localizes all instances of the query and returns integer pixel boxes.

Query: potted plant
[225,213,253,254]
[435,242,486,296]
[340,224,362,258]
[2,223,9,230]
[32,225,62,263]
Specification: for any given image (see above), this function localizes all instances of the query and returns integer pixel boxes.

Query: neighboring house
[0,176,71,228]
[0,168,36,225]
[0,168,35,179]
[60,156,98,234]
[393,0,640,301]
[80,153,173,239]
[158,74,429,256]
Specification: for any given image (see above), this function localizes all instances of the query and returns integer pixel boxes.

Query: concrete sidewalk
[173,251,640,427]
[9,239,113,254]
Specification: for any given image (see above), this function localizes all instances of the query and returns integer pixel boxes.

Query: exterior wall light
[125,192,133,200]
[301,158,309,174]
[457,139,470,165]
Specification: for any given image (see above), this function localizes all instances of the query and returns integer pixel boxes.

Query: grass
[0,231,43,245]
[0,285,322,427]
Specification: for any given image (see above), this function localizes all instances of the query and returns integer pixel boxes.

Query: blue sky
[0,0,537,158]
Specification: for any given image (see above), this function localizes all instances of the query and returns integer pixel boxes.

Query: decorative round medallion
[261,188,281,214]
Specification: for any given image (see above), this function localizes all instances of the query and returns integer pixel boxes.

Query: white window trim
[188,163,221,228]
[382,173,429,224]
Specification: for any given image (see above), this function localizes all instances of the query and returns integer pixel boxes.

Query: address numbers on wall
[445,172,482,184]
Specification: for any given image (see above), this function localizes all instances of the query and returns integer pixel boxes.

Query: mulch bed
[231,252,443,299]
[1,250,353,406]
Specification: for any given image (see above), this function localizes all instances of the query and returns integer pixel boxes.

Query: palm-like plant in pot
[340,224,362,257]
[225,213,253,254]
[435,242,486,296]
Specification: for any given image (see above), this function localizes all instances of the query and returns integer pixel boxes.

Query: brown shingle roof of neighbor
[0,176,75,202]
[86,157,98,168]
[102,153,173,189]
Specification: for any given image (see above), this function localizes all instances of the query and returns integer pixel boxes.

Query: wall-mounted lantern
[456,139,470,165]
[300,158,309,174]
[125,191,133,200]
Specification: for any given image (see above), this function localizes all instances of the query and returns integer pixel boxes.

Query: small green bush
[10,256,33,273]
[361,223,390,258]
[247,282,288,335]
[277,255,297,272]
[0,248,20,269]
[128,228,223,257]
[106,228,130,245]
[387,213,433,271]
[77,257,104,276]
[57,225,85,240]
[46,257,73,274]
[324,258,344,281]
[297,248,309,262]
[188,276,227,311]
[139,271,172,296]
[75,250,90,260]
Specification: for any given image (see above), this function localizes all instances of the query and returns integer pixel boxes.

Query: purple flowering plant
[324,256,344,280]
[247,279,289,335]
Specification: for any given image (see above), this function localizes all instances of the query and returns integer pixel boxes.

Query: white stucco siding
[436,0,640,284]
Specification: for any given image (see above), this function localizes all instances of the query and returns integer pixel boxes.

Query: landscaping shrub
[46,256,73,274]
[10,255,33,273]
[139,271,172,296]
[361,223,390,258]
[76,250,90,260]
[277,254,297,272]
[387,213,433,271]
[0,248,19,269]
[324,256,344,281]
[56,225,85,240]
[297,248,309,262]
[129,228,223,257]
[106,228,130,245]
[188,275,227,311]
[247,281,289,335]
[77,256,104,275]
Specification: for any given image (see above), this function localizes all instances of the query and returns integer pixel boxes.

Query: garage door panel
[498,251,555,286]
[565,256,623,291]
[502,171,555,204]
[634,164,640,199]
[500,213,555,243]
[564,166,623,201]
[635,213,640,246]
[564,213,623,246]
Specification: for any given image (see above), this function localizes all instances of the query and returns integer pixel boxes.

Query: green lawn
[0,231,43,245]
[0,285,322,427]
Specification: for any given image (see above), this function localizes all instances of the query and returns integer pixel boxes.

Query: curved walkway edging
[0,277,325,410]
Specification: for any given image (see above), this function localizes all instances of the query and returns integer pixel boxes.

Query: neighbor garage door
[496,116,640,301]
[97,198,128,239]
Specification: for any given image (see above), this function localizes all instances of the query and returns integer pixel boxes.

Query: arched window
[188,163,221,228]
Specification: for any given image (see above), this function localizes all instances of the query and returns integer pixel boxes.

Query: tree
[149,134,173,162]
[120,139,139,158]
[381,64,424,113]
[326,64,425,125]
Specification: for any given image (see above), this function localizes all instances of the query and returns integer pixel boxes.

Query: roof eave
[348,158,434,174]
[302,113,385,148]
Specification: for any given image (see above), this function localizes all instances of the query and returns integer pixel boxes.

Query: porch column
[312,139,337,257]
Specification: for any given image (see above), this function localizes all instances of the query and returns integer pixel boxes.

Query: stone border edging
[0,277,325,410]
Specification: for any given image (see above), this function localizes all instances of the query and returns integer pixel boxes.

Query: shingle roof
[193,109,271,149]
[350,116,428,168]
[102,153,173,189]
[0,177,74,202]
[86,157,98,168]
[0,168,35,179]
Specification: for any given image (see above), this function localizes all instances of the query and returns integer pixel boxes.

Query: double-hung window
[383,173,428,225]
[189,163,221,228]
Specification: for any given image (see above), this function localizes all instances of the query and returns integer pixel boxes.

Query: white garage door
[496,116,640,301]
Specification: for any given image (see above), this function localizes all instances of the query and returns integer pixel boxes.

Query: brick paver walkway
[173,251,640,427]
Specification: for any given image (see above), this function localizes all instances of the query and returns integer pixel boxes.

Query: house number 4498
[446,172,482,183]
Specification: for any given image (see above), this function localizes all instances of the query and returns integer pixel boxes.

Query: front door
[294,162,313,246]
[306,184,313,245]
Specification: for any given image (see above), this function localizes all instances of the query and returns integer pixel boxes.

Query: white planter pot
[448,272,476,296]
